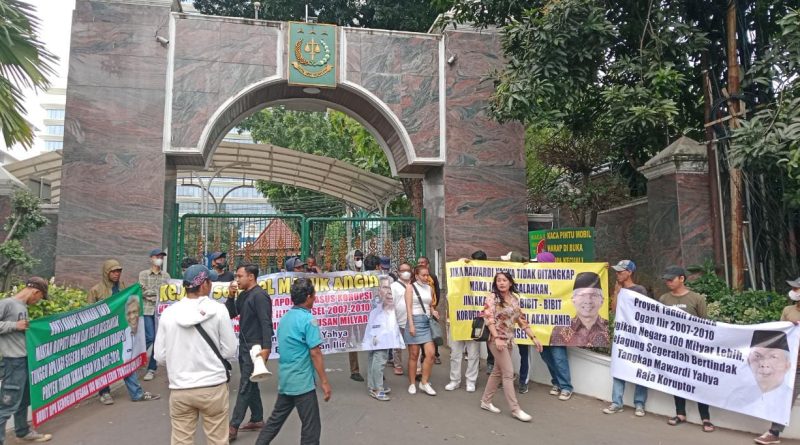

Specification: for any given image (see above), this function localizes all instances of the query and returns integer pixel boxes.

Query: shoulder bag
[195,324,232,382]
[471,294,494,342]
[412,283,444,346]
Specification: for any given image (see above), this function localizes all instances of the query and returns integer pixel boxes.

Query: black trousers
[674,396,710,419]
[231,344,264,428]
[256,390,321,445]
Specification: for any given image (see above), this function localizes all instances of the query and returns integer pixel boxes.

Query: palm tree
[0,0,57,150]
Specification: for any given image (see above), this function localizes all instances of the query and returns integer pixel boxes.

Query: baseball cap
[286,257,306,270]
[662,265,687,280]
[149,248,166,257]
[26,276,48,299]
[209,252,226,261]
[379,256,391,268]
[612,260,636,273]
[787,277,800,288]
[183,264,218,288]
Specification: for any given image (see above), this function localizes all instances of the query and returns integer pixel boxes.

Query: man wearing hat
[659,265,714,433]
[138,248,171,381]
[0,277,52,443]
[550,272,609,348]
[285,257,306,272]
[210,252,235,282]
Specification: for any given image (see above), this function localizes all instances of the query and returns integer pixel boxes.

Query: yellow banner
[446,260,609,346]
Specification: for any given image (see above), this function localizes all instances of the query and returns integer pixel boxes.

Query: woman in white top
[404,265,438,395]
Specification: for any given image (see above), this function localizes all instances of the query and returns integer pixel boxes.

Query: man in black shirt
[226,263,272,441]
[211,252,235,282]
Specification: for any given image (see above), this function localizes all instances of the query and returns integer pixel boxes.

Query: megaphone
[249,345,272,382]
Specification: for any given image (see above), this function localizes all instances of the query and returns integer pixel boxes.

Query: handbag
[470,294,494,342]
[412,283,444,346]
[195,324,232,382]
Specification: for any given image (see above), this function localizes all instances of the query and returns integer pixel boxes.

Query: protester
[210,252,235,282]
[444,251,484,393]
[460,250,495,375]
[603,259,650,416]
[0,277,52,443]
[180,257,198,274]
[345,249,365,382]
[535,251,575,401]
[753,277,800,445]
[389,262,413,375]
[379,256,398,281]
[88,259,160,405]
[480,272,543,422]
[306,255,322,273]
[138,248,171,382]
[255,278,332,445]
[363,276,403,401]
[156,265,237,445]
[285,257,306,272]
[417,256,442,365]
[404,265,439,395]
[226,264,273,441]
[659,265,714,433]
[499,252,534,393]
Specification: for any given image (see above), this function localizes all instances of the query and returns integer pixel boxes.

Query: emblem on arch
[288,22,337,88]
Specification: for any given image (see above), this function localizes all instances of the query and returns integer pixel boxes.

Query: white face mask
[790,290,800,301]
[354,260,363,269]
[399,271,411,281]
[152,258,163,267]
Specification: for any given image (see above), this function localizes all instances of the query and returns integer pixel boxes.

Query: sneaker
[350,373,365,382]
[434,356,442,365]
[408,384,417,395]
[754,432,781,444]
[143,370,155,381]
[548,385,560,396]
[603,404,623,414]
[380,387,392,394]
[558,390,573,401]
[229,426,238,442]
[393,367,404,375]
[134,392,161,401]
[635,406,646,417]
[512,409,532,422]
[466,383,476,393]
[480,401,501,413]
[445,381,460,391]
[519,383,529,394]
[239,421,264,431]
[486,364,494,375]
[99,393,114,405]
[18,431,52,442]
[419,382,437,396]
[369,389,391,401]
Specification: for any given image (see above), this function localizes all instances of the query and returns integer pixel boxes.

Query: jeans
[487,347,494,366]
[674,396,710,419]
[124,373,144,401]
[611,377,647,408]
[518,345,530,385]
[231,344,264,428]
[256,390,320,445]
[367,349,389,390]
[539,346,573,391]
[144,315,157,371]
[0,357,32,444]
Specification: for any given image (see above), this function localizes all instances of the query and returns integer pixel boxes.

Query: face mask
[152,258,163,267]
[355,260,363,268]
[399,271,411,281]
[790,290,800,301]
[216,261,227,269]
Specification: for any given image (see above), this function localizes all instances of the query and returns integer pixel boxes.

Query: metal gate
[171,213,424,276]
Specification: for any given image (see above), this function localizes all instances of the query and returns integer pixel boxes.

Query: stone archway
[55,0,527,287]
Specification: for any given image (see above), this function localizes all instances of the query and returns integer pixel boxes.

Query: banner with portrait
[158,271,404,357]
[26,285,146,426]
[446,260,609,346]
[612,289,800,424]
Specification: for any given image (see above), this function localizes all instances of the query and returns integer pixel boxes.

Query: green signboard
[529,228,595,263]
[26,285,145,426]
[288,22,337,88]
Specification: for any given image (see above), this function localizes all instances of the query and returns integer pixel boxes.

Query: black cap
[751,330,789,351]
[662,265,687,280]
[573,272,601,290]
[149,248,166,257]
[209,252,227,261]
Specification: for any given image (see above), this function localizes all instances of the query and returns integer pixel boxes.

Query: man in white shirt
[156,265,237,445]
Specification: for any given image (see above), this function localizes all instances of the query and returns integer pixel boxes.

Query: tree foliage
[0,190,48,290]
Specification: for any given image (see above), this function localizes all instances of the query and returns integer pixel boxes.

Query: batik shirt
[483,293,529,345]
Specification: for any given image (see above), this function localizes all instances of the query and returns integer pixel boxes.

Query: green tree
[0,190,48,290]
[0,0,57,149]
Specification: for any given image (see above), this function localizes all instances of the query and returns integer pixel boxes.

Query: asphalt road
[31,350,797,445]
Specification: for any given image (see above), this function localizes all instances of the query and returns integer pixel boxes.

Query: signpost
[529,228,595,262]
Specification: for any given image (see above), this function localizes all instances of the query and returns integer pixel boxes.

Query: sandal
[667,416,686,426]
[702,421,715,433]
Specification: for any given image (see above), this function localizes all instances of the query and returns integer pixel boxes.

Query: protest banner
[446,260,609,346]
[26,285,147,426]
[612,288,800,424]
[158,271,403,356]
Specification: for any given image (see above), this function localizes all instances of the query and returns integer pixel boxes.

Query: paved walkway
[35,349,797,445]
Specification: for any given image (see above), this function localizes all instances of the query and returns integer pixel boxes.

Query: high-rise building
[38,88,66,152]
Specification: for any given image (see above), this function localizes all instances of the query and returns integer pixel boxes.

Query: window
[46,109,65,120]
[176,185,201,197]
[27,179,51,203]
[45,125,64,136]
[44,141,62,150]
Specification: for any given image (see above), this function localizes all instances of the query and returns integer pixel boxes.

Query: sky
[6,0,75,160]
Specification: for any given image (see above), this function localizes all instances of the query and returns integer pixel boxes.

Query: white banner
[612,289,800,424]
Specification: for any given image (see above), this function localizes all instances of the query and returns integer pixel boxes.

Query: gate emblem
[288,22,336,88]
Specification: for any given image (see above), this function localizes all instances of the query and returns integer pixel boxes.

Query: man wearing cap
[753,278,800,444]
[659,265,714,432]
[286,257,306,272]
[156,264,237,445]
[0,277,52,443]
[210,252,235,282]
[604,260,650,416]
[550,272,609,348]
[138,248,171,381]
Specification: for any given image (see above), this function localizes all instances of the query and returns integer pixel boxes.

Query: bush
[1,282,88,320]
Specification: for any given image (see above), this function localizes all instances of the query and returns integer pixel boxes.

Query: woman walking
[480,272,543,422]
[404,265,438,396]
